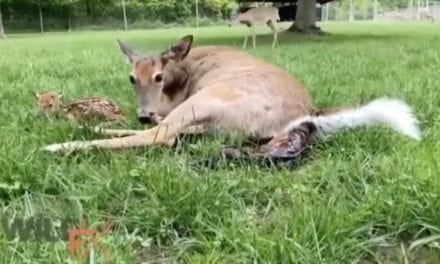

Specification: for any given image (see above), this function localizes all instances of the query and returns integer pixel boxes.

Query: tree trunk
[39,4,44,33]
[288,0,323,34]
[67,15,71,32]
[85,0,92,16]
[0,6,6,39]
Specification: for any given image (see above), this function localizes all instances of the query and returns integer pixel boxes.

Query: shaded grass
[0,22,440,263]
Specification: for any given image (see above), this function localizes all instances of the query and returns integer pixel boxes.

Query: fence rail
[1,1,439,35]
[320,0,440,22]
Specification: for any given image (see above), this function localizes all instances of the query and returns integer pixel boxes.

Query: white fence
[320,0,440,22]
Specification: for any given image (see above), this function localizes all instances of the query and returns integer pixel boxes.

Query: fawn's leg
[66,113,78,126]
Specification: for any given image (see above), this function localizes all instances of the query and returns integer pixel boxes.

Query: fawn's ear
[117,39,135,63]
[162,35,194,62]
[32,91,40,99]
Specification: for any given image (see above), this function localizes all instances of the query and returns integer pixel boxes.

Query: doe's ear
[117,39,135,63]
[162,35,194,62]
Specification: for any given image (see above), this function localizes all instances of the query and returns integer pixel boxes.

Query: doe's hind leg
[266,20,278,48]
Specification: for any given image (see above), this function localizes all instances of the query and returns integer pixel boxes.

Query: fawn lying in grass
[35,91,125,125]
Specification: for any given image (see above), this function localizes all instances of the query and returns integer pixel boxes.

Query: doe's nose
[138,116,153,124]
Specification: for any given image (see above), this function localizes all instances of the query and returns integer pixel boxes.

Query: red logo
[68,218,113,262]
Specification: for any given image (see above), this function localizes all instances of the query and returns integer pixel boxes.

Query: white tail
[284,98,422,141]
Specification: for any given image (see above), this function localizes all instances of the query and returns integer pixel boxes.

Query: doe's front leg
[42,124,176,153]
[43,94,216,154]
[251,26,257,48]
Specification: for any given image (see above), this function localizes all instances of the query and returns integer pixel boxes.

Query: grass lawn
[0,22,440,263]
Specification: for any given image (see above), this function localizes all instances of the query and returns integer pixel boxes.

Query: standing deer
[419,8,435,22]
[43,35,421,155]
[229,6,280,49]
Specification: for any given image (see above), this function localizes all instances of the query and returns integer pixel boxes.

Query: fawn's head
[34,91,63,114]
[117,35,194,124]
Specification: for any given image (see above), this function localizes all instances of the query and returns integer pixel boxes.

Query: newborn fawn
[34,91,125,125]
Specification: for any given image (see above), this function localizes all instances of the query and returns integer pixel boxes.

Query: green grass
[1,21,440,263]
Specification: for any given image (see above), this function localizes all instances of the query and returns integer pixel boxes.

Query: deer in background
[229,6,280,49]
[418,8,435,22]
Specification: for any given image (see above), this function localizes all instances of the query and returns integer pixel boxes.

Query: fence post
[38,4,44,33]
[122,0,128,31]
[196,0,199,27]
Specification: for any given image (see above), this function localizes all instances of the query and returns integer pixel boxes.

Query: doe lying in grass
[43,35,421,156]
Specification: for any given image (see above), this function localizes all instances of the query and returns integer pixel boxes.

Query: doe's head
[229,11,241,27]
[34,91,63,114]
[117,35,193,124]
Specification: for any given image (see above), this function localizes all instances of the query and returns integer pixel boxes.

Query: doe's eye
[154,73,163,83]
[129,75,136,84]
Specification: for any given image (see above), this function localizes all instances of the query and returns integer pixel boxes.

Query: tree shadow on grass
[195,31,412,48]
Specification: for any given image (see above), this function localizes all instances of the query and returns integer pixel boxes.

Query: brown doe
[43,35,421,154]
